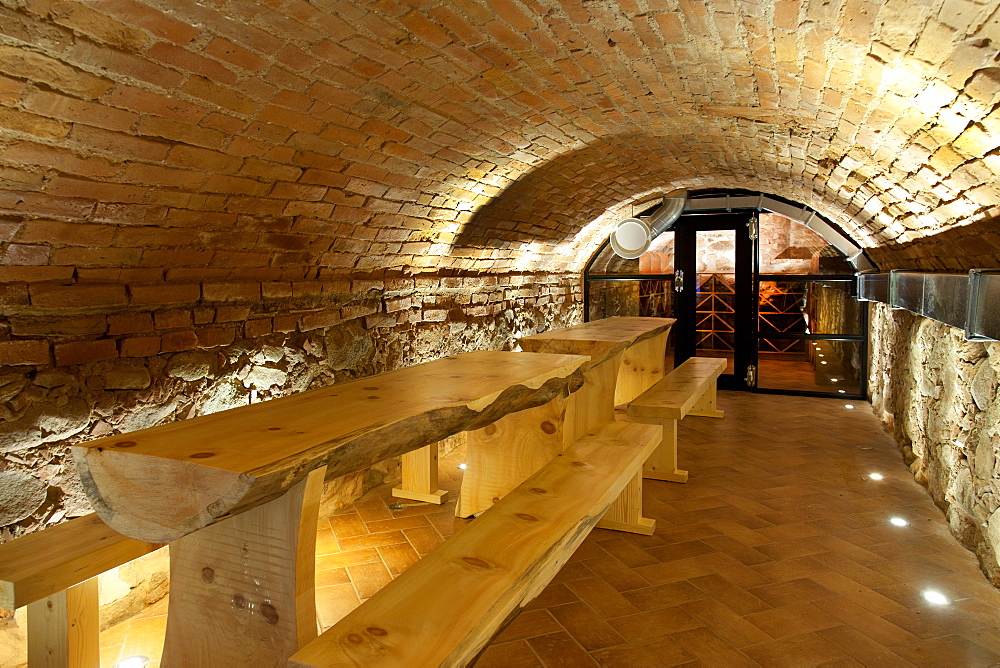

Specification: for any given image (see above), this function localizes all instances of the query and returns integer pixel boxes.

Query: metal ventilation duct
[683,193,875,272]
[609,189,687,259]
[607,191,875,272]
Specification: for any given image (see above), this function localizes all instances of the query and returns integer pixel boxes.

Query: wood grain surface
[288,420,661,668]
[73,351,587,543]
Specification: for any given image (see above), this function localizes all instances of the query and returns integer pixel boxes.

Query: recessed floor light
[820,361,828,365]
[923,590,949,605]
[869,473,883,480]
[458,463,467,470]
[890,517,908,526]
[838,389,846,393]
[844,404,855,409]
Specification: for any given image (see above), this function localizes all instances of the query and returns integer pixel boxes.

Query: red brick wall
[0,271,581,540]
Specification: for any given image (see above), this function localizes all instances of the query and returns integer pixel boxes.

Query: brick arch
[0,0,999,281]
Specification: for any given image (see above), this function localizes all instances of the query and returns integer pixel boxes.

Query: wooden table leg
[393,443,449,504]
[161,467,326,667]
[614,330,669,406]
[456,398,567,518]
[27,577,99,668]
[642,417,688,483]
[457,352,625,519]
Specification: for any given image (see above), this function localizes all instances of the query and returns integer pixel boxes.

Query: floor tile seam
[670,627,764,667]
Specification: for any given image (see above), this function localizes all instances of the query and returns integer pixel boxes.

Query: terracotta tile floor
[102,392,1000,667]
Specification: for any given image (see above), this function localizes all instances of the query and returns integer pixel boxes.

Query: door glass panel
[696,230,736,375]
[757,338,862,394]
[759,281,862,335]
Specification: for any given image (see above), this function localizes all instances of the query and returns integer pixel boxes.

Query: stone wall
[869,302,1000,585]
[0,271,581,543]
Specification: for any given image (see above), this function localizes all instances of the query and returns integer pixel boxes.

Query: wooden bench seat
[288,420,661,668]
[0,513,161,667]
[623,356,727,483]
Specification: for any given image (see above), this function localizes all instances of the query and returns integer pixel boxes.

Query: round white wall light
[609,218,652,259]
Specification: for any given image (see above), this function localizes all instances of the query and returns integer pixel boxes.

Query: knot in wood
[347,633,364,644]
[114,441,136,448]
[515,513,538,522]
[190,452,215,459]
[540,421,557,434]
[530,487,547,494]
[363,386,379,390]
[366,627,388,636]
[571,461,588,468]
[201,567,215,582]
[461,556,491,569]
[484,423,498,436]
[232,593,246,609]
[261,602,279,624]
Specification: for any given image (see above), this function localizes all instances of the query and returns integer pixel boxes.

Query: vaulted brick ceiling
[2,0,999,279]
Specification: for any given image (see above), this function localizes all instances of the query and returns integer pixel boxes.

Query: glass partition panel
[758,281,861,335]
[588,246,639,275]
[921,273,969,330]
[890,271,923,312]
[758,212,852,274]
[757,338,862,394]
[859,272,890,303]
[588,279,675,320]
[969,271,1000,340]
[588,281,641,320]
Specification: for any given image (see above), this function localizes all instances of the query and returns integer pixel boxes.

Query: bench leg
[161,466,326,667]
[27,577,99,668]
[393,443,449,504]
[642,418,688,483]
[596,471,656,535]
[686,383,724,419]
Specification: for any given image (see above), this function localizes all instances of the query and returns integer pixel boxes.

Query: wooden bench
[624,356,727,483]
[453,317,675,531]
[70,350,589,666]
[288,420,661,667]
[0,513,161,667]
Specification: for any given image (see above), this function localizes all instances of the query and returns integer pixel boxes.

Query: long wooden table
[456,317,675,531]
[71,350,588,666]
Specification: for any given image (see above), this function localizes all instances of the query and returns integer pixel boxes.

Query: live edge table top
[518,317,675,367]
[71,350,588,543]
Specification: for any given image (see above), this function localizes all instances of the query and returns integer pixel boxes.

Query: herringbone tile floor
[99,391,1000,667]
[476,392,1000,667]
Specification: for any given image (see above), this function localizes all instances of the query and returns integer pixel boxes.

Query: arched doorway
[584,190,869,398]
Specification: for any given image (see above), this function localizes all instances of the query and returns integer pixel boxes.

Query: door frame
[672,212,755,391]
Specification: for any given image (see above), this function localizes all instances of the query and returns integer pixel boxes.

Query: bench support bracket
[596,471,656,535]
[393,443,449,504]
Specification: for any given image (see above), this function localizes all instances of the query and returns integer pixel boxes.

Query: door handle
[745,364,756,387]
[674,269,684,293]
